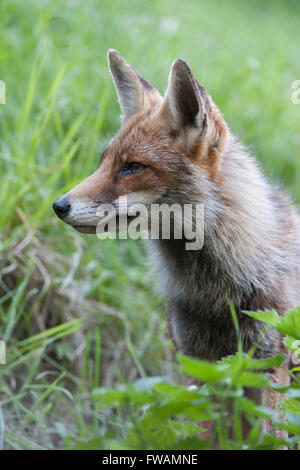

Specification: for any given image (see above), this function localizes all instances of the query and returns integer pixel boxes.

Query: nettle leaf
[140,398,217,430]
[120,406,210,450]
[141,419,204,449]
[244,309,279,326]
[276,308,300,339]
[179,353,282,389]
[119,414,202,450]
[154,382,204,401]
[253,434,288,450]
[238,397,281,421]
[232,371,271,388]
[282,397,300,416]
[171,436,209,450]
[69,437,105,450]
[240,398,300,435]
[91,388,124,409]
[269,381,300,393]
[133,376,165,391]
[284,336,297,350]
[169,419,204,437]
[277,419,300,434]
[92,380,160,409]
[220,353,285,371]
[245,308,300,340]
[182,404,218,421]
[244,354,285,370]
[125,388,159,406]
[179,355,228,383]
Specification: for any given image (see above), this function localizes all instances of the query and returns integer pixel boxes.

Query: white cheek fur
[64,201,99,226]
[113,191,158,213]
[64,191,159,226]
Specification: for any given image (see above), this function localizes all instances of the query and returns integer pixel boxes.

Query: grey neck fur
[145,134,300,361]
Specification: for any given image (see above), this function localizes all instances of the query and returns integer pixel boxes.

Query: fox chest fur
[148,234,290,361]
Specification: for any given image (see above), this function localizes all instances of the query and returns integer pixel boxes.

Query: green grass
[0,0,300,449]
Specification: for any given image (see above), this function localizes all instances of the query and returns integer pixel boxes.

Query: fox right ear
[161,59,228,158]
[161,60,207,136]
[107,49,160,122]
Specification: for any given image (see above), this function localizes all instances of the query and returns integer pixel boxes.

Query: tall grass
[0,0,300,449]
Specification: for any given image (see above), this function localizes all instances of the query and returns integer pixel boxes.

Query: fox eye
[119,162,147,176]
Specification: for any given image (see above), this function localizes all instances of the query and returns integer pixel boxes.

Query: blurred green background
[0,0,299,449]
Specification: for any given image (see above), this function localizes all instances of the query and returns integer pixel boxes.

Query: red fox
[53,50,299,434]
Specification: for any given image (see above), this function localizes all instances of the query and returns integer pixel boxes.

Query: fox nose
[52,198,71,219]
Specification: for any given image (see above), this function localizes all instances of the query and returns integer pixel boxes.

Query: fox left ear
[108,49,161,122]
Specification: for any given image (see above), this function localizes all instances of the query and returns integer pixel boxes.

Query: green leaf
[243,310,279,327]
[282,397,300,416]
[179,355,228,383]
[245,308,300,340]
[232,371,270,388]
[171,436,208,450]
[253,434,288,450]
[132,376,165,391]
[92,388,124,409]
[92,380,160,409]
[238,397,281,421]
[154,382,204,401]
[69,437,105,450]
[276,308,300,339]
[220,353,285,371]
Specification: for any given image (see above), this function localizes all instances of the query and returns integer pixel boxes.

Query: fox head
[53,50,228,234]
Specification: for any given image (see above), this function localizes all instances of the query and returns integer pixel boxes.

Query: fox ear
[162,60,206,134]
[108,49,160,122]
[161,60,228,160]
